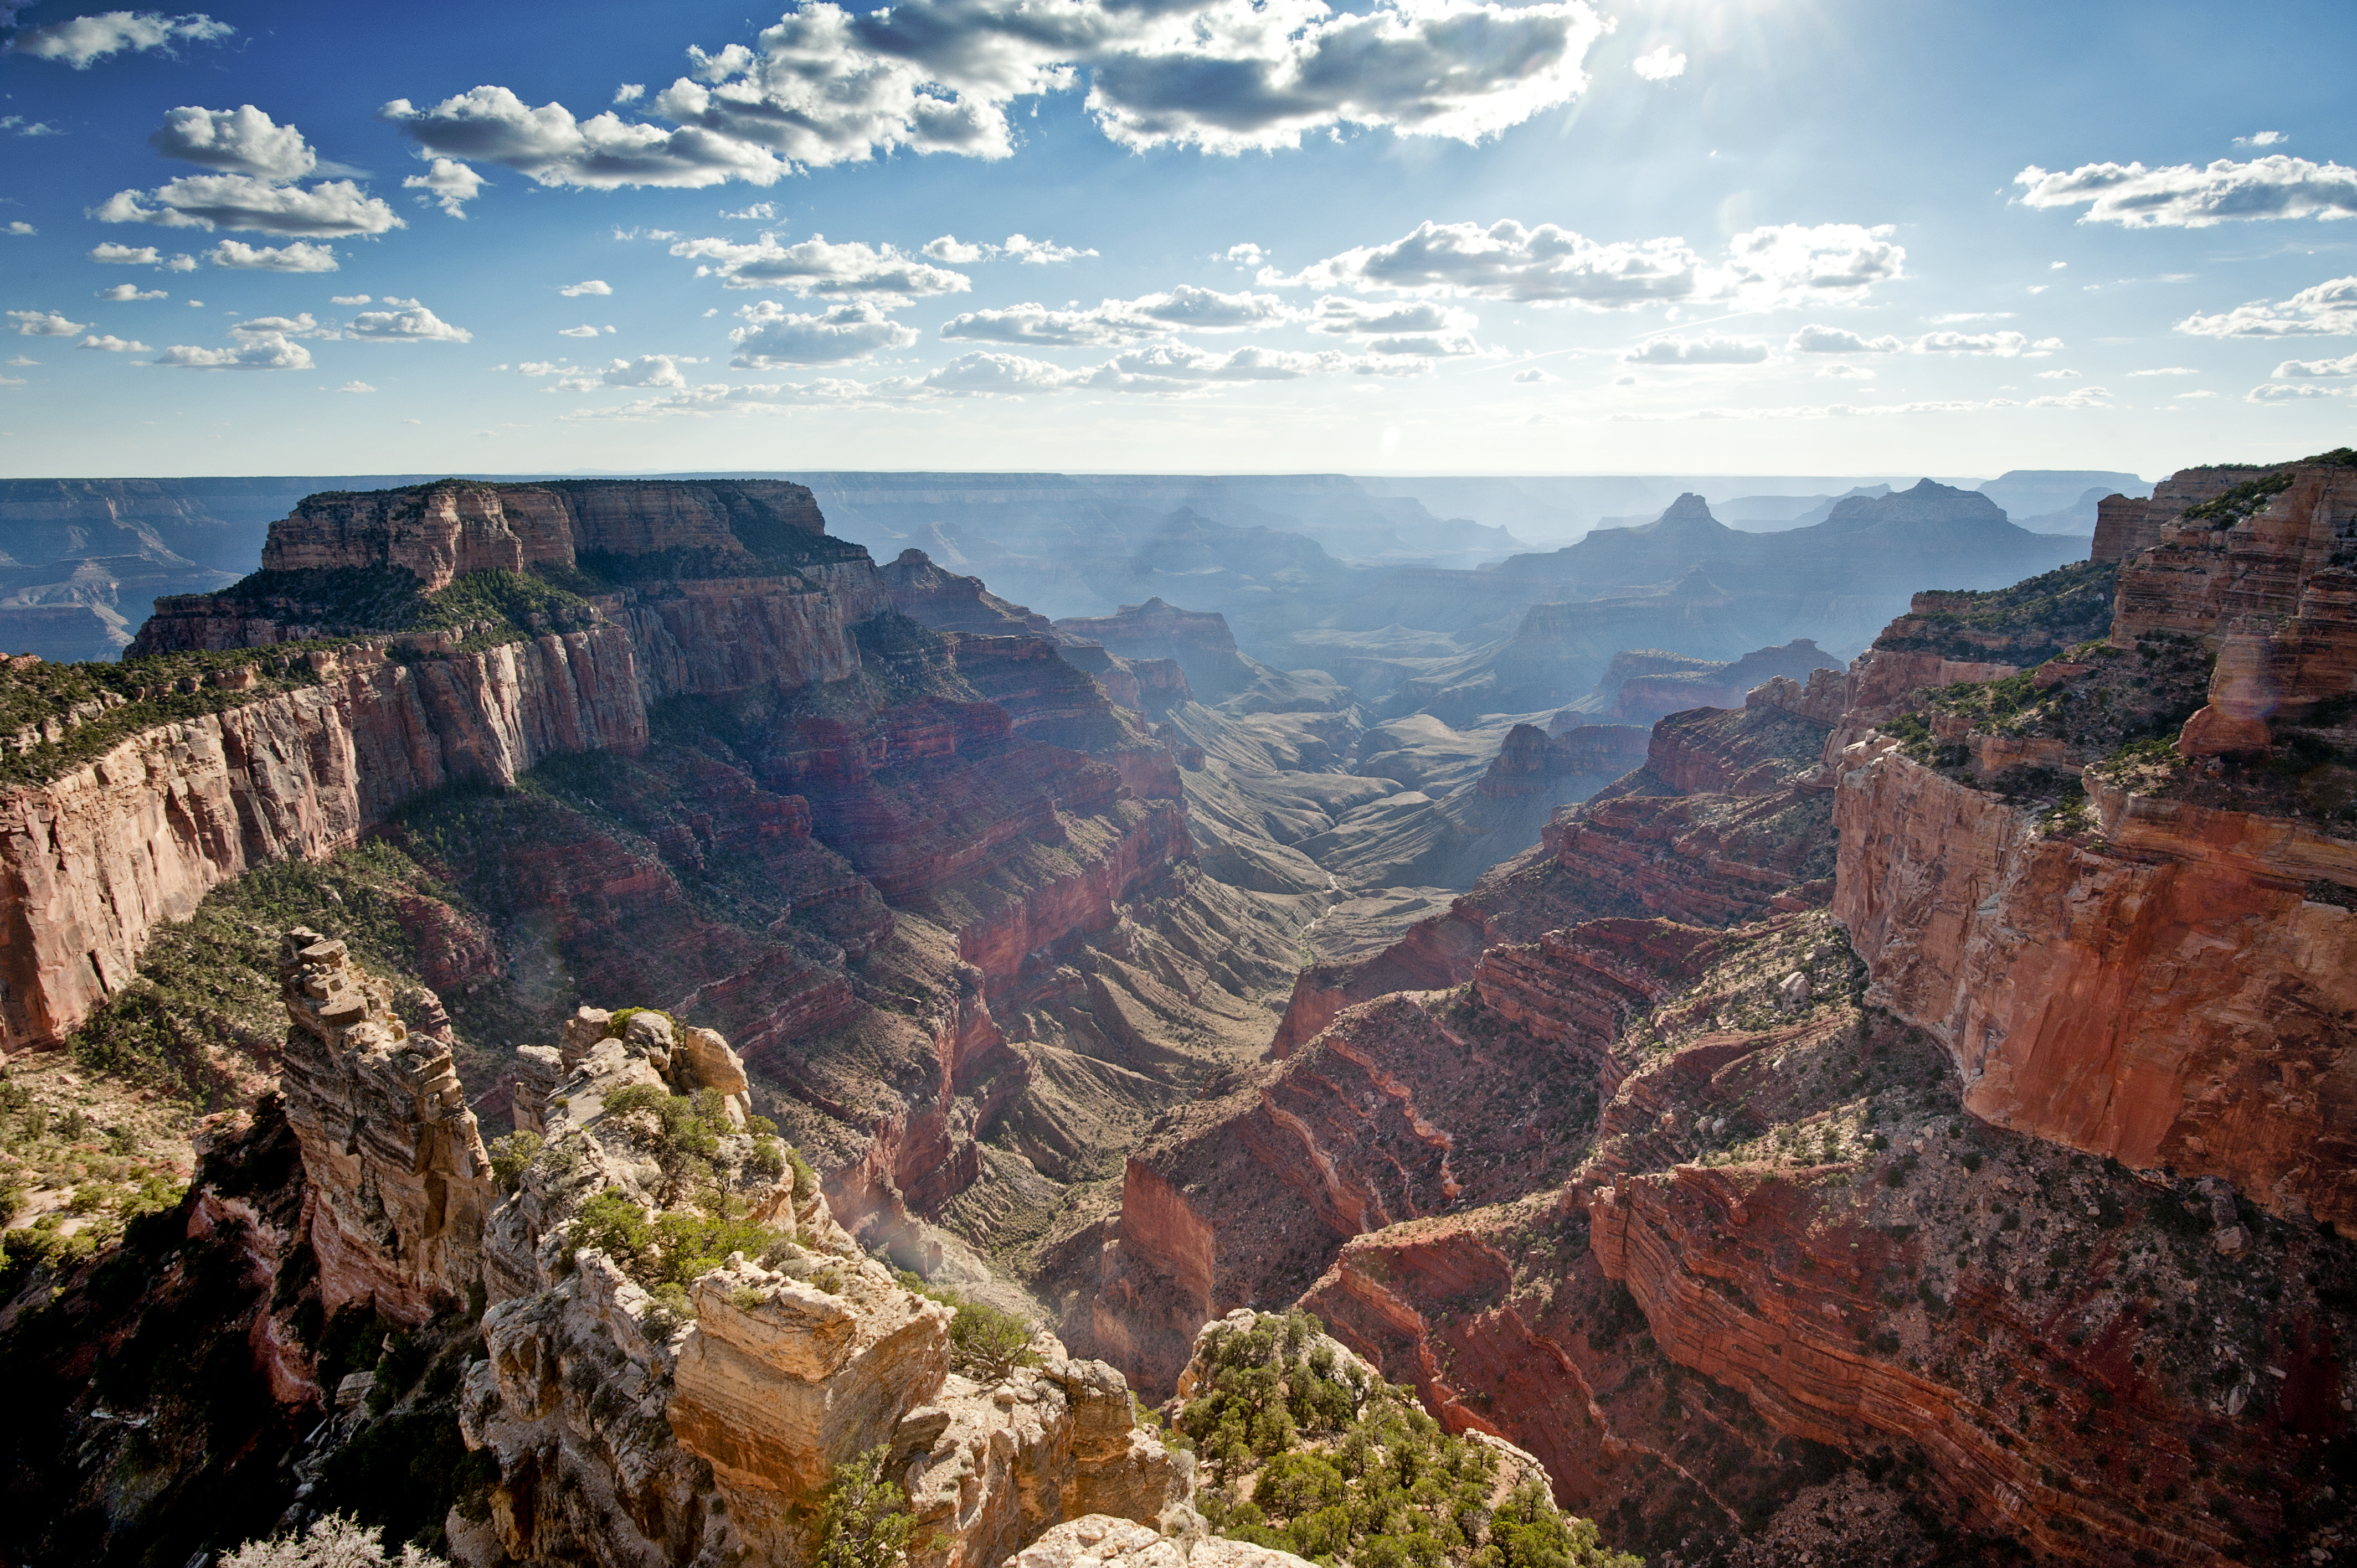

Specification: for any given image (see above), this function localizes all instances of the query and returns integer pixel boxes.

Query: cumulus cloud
[720,200,775,220]
[2026,384,2111,409]
[2274,352,2357,379]
[1816,364,1874,379]
[1789,324,1902,354]
[730,300,919,365]
[337,380,375,393]
[669,233,971,297]
[1219,243,1267,267]
[9,10,230,68]
[1632,45,1685,80]
[346,302,471,342]
[919,232,1095,265]
[331,294,371,305]
[2236,131,2286,148]
[1085,342,1342,390]
[9,310,87,337]
[405,158,485,216]
[150,104,317,179]
[2035,368,2083,379]
[2175,275,2357,338]
[1309,297,1473,339]
[78,334,150,352]
[5,221,33,236]
[558,324,615,338]
[386,0,1605,197]
[90,241,160,264]
[2249,382,2343,402]
[380,85,787,191]
[2128,365,2196,376]
[1915,329,2061,356]
[1288,219,1901,310]
[1511,367,1555,383]
[560,280,613,296]
[209,239,339,271]
[2016,156,2357,227]
[542,354,705,390]
[940,285,1297,347]
[155,332,313,369]
[94,174,402,237]
[1623,333,1769,365]
[96,283,167,301]
[0,114,61,136]
[229,313,334,339]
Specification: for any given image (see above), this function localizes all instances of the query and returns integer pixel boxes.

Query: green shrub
[487,1130,542,1189]
[815,1444,924,1568]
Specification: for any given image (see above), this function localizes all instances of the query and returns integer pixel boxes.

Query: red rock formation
[259,478,829,589]
[1053,599,1256,700]
[1474,723,1651,799]
[2091,465,2280,565]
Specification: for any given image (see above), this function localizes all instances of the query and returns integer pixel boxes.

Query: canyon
[3,455,2352,1568]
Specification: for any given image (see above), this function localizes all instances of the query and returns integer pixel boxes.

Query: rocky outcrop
[884,548,1057,637]
[1474,723,1650,799]
[1053,600,1256,703]
[2091,464,2283,565]
[258,479,833,589]
[1605,639,1839,724]
[276,926,497,1323]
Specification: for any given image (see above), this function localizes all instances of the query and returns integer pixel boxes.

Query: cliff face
[258,479,832,589]
[1296,911,2357,1565]
[0,631,646,1051]
[1831,457,2357,1229]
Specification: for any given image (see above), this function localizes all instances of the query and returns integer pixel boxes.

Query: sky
[0,0,2352,479]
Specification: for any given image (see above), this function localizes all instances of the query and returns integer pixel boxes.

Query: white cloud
[78,333,150,352]
[6,355,37,365]
[941,285,1297,346]
[2274,352,2357,379]
[1816,363,1874,379]
[94,174,402,237]
[557,324,616,338]
[1310,296,1473,339]
[2234,131,2286,148]
[346,302,471,342]
[2248,382,2341,403]
[669,233,971,297]
[1288,219,1900,310]
[1623,333,1769,365]
[923,234,991,264]
[2175,275,2357,338]
[331,293,372,305]
[155,333,313,370]
[208,239,339,271]
[2174,389,2216,399]
[615,84,645,104]
[550,353,704,390]
[1632,45,1685,80]
[1002,233,1094,265]
[9,10,231,68]
[96,283,167,301]
[1511,367,1555,383]
[559,279,614,296]
[2016,156,2357,228]
[405,158,485,217]
[1915,329,2061,357]
[2127,365,2195,376]
[1220,243,1268,268]
[730,300,918,365]
[1928,311,2012,323]
[149,104,317,179]
[2026,384,2111,409]
[0,114,62,136]
[89,241,161,264]
[4,220,33,236]
[337,380,375,393]
[229,313,334,339]
[919,233,1094,265]
[2035,368,2083,379]
[1717,224,1905,308]
[387,0,1607,192]
[1085,342,1342,390]
[719,201,774,220]
[1789,324,1902,354]
[380,86,788,190]
[9,310,86,337]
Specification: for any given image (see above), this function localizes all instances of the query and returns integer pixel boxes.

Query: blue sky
[1,0,2351,478]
